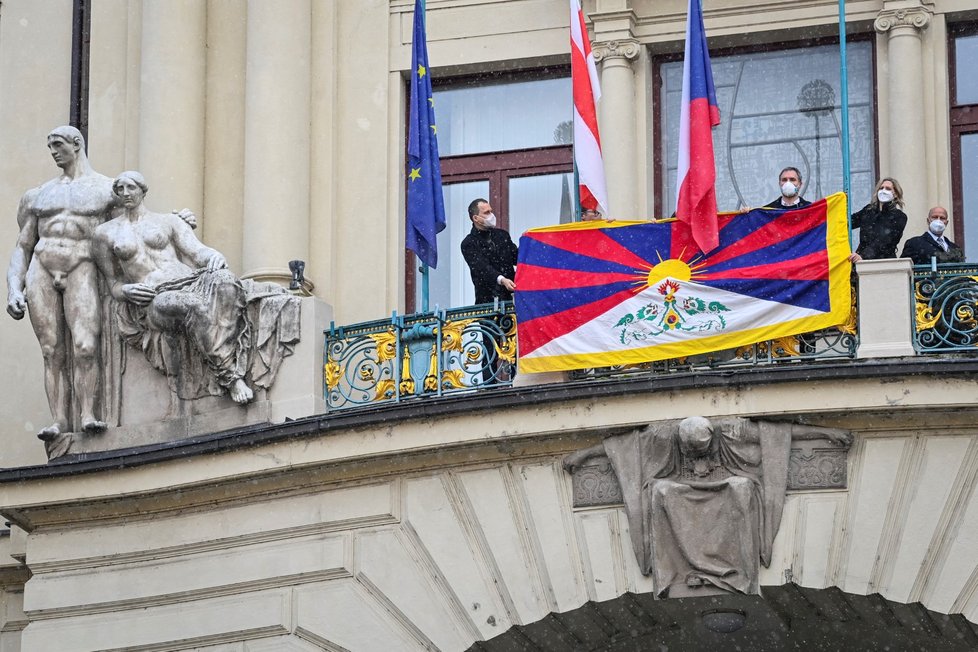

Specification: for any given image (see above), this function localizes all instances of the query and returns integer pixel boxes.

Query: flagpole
[838,0,852,239]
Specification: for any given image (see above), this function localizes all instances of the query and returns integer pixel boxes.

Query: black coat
[460,226,519,304]
[851,203,907,260]
[763,197,812,211]
[900,232,965,266]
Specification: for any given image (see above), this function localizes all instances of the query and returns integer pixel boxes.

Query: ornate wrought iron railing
[568,325,858,380]
[911,263,978,352]
[324,296,858,410]
[324,302,517,410]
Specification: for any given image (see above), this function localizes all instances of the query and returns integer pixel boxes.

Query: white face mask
[877,189,895,203]
[483,213,497,228]
[781,182,798,198]
[929,219,947,235]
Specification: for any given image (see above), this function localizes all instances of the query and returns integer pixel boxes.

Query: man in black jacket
[461,198,518,304]
[763,166,812,211]
[901,206,965,266]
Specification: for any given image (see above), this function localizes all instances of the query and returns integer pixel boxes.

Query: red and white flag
[570,0,609,216]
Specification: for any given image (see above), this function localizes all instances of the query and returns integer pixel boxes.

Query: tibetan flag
[675,0,721,254]
[570,0,609,215]
[514,193,852,373]
[405,0,446,268]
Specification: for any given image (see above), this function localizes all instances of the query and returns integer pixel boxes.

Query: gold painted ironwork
[914,283,940,331]
[375,379,395,401]
[324,360,341,390]
[369,328,398,363]
[441,369,467,389]
[440,319,474,352]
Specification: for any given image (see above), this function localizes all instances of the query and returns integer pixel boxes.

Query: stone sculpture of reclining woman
[93,171,299,406]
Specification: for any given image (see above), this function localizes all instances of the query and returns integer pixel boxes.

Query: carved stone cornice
[592,39,640,63]
[874,6,932,34]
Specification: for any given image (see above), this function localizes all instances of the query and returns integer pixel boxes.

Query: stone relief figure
[563,416,852,597]
[6,126,115,438]
[92,171,300,406]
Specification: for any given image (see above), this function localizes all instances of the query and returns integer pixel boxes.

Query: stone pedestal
[855,258,916,358]
[50,296,332,457]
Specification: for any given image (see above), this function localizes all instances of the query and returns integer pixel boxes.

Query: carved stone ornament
[563,417,853,598]
[874,7,932,34]
[592,39,641,63]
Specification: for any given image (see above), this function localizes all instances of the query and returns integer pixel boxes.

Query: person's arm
[461,235,504,294]
[850,203,869,230]
[900,237,924,266]
[168,212,227,270]
[6,192,38,319]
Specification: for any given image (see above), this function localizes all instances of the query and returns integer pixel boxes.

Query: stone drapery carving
[93,171,300,406]
[563,417,852,598]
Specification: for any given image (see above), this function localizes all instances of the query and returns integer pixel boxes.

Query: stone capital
[874,6,932,34]
[592,39,641,63]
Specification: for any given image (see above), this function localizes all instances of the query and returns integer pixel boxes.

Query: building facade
[1,1,978,649]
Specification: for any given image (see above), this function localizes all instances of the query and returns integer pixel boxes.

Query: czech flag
[675,0,721,254]
[570,0,609,215]
[514,194,852,373]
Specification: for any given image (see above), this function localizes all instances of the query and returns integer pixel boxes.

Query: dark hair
[468,198,488,218]
[778,166,803,183]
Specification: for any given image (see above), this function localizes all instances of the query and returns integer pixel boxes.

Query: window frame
[949,24,978,251]
[651,33,878,218]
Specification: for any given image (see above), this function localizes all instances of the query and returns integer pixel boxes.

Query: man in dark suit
[900,206,965,266]
[763,166,812,211]
[460,198,518,304]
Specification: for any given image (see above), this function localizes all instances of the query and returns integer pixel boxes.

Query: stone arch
[468,584,978,651]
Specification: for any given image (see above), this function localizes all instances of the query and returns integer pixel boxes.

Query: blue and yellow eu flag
[406,0,446,268]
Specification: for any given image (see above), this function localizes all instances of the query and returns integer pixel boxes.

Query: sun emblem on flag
[613,253,731,344]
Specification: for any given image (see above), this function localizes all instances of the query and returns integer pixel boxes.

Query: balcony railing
[322,298,859,411]
[324,302,517,411]
[911,263,978,352]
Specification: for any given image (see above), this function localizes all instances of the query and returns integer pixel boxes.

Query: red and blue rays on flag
[405,0,446,268]
[675,0,721,254]
[514,193,852,373]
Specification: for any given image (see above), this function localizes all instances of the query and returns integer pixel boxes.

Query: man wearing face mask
[900,206,965,266]
[763,167,812,211]
[461,198,519,304]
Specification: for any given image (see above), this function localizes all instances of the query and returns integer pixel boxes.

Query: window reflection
[509,173,575,239]
[436,77,572,156]
[418,181,488,311]
[659,42,876,215]
[955,34,978,105]
[961,133,978,261]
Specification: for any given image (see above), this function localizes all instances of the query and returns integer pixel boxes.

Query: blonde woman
[848,177,908,262]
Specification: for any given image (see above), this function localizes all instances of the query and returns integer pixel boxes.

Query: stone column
[241,0,312,287]
[138,0,206,213]
[593,40,640,220]
[875,4,932,226]
[204,0,248,274]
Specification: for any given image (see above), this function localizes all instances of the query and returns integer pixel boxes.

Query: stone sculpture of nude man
[6,126,113,437]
